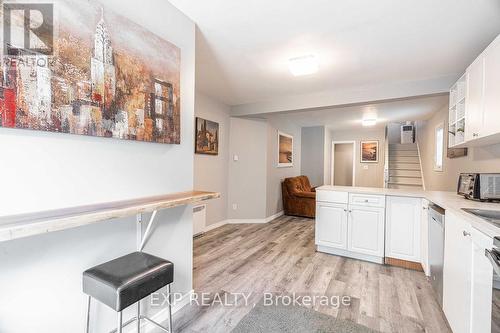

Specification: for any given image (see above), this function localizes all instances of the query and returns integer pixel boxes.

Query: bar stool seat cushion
[83,252,174,311]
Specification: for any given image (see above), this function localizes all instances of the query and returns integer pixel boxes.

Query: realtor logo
[3,3,54,55]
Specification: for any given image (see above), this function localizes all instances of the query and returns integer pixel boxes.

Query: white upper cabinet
[465,55,485,142]
[451,34,500,147]
[482,35,500,138]
[385,196,421,262]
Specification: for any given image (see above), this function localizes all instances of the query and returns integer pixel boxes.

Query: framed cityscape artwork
[195,117,219,155]
[0,0,181,144]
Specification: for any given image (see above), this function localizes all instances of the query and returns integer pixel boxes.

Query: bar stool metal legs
[167,285,173,333]
[86,296,91,333]
[137,302,141,332]
[84,287,173,333]
[117,312,123,333]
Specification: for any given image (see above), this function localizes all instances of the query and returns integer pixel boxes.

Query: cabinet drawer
[349,193,385,207]
[316,190,348,204]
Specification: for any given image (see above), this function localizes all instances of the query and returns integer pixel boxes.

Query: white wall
[323,127,333,185]
[300,126,325,187]
[0,1,196,332]
[227,117,268,219]
[226,116,302,220]
[194,93,230,227]
[417,104,500,191]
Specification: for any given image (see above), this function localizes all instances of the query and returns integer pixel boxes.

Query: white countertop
[316,185,500,238]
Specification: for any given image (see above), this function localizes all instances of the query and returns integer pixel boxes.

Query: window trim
[434,122,444,172]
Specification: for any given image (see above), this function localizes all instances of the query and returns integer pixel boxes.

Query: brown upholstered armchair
[281,176,316,218]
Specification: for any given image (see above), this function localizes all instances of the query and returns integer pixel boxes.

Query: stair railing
[383,129,389,188]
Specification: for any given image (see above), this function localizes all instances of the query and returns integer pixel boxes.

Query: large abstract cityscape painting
[0,0,181,144]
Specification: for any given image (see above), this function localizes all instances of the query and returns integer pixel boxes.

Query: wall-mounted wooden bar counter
[0,191,220,243]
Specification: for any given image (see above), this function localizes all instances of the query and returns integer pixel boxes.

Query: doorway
[331,141,355,186]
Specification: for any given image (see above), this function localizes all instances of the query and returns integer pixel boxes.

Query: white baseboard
[317,245,384,265]
[130,290,193,333]
[195,211,285,237]
[265,210,284,222]
[203,219,229,232]
[227,211,284,224]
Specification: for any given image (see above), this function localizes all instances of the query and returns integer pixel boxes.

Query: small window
[434,123,444,171]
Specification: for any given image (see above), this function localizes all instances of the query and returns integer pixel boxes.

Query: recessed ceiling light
[288,55,318,76]
[362,118,377,127]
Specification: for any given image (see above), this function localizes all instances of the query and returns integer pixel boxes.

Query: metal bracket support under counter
[136,210,158,252]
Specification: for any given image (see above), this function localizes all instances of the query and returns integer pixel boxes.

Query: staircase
[387,143,424,190]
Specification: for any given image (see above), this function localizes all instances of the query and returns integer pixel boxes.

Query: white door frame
[331,141,356,186]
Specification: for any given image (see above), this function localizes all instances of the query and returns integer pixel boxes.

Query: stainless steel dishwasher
[429,204,445,307]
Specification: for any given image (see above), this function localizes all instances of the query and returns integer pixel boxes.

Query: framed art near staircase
[361,140,379,163]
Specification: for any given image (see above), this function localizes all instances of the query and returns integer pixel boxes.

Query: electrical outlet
[233,154,239,161]
[232,203,238,210]
[363,165,369,170]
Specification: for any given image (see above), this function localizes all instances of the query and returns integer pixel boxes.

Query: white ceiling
[256,94,449,131]
[170,0,500,108]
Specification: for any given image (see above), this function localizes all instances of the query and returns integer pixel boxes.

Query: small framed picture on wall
[277,131,293,167]
[195,117,219,155]
[360,140,379,163]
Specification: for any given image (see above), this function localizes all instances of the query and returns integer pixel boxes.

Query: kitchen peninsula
[315,185,500,333]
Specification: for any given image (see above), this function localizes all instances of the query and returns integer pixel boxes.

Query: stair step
[388,183,423,190]
[389,156,420,163]
[389,150,419,157]
[389,169,421,177]
[389,176,423,185]
[389,144,418,151]
[389,163,421,170]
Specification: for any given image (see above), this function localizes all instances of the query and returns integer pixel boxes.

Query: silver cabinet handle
[422,207,428,210]
[485,249,500,276]
[343,208,347,212]
[463,230,471,237]
[473,133,479,138]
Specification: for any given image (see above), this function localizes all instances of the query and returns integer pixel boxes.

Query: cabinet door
[315,203,348,250]
[443,211,472,333]
[348,205,384,257]
[482,35,500,137]
[385,196,421,262]
[470,228,493,333]
[465,55,485,142]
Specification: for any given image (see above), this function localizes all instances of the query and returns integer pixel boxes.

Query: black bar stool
[83,251,174,333]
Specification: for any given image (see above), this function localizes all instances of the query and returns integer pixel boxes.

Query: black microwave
[457,173,500,201]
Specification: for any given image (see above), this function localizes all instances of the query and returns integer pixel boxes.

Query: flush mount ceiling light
[288,55,318,76]
[362,118,377,127]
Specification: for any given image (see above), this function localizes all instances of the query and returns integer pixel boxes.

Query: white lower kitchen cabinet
[470,227,494,333]
[315,191,385,264]
[443,211,473,333]
[315,202,348,250]
[348,205,385,257]
[385,196,421,262]
[443,211,495,333]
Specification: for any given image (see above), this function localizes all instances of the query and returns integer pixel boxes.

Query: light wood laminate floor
[173,216,451,333]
